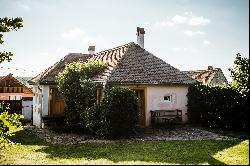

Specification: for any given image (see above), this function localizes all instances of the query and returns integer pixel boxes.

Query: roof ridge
[41,53,91,79]
[183,68,221,73]
[29,53,91,84]
[95,42,135,55]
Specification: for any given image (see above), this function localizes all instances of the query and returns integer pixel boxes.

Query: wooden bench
[150,109,182,125]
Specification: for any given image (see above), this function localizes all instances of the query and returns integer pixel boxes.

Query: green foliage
[229,53,249,96]
[83,104,103,135]
[56,60,138,139]
[0,17,23,63]
[0,111,24,144]
[55,59,107,129]
[187,84,248,131]
[188,54,249,131]
[99,87,139,139]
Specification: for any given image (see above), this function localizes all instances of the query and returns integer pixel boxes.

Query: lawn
[0,128,249,165]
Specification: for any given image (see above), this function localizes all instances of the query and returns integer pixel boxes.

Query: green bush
[0,111,23,142]
[55,59,107,129]
[99,87,139,139]
[83,104,103,135]
[187,84,248,131]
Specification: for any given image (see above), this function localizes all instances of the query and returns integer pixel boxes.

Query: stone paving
[23,124,239,144]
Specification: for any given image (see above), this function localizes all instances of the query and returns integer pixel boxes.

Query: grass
[0,128,249,165]
[205,128,249,139]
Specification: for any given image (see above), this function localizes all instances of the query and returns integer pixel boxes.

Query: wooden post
[52,88,56,115]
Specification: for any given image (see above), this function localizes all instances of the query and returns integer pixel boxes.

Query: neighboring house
[28,27,197,128]
[182,66,228,86]
[0,73,33,121]
[16,76,33,89]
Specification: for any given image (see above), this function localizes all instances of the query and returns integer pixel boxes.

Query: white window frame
[163,95,172,102]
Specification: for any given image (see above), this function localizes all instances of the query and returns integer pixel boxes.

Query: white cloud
[143,13,211,31]
[184,11,193,16]
[173,47,188,52]
[203,40,211,45]
[171,15,188,24]
[62,27,87,40]
[20,4,30,10]
[143,22,151,27]
[154,20,175,28]
[183,30,205,36]
[38,52,50,56]
[61,27,103,45]
[56,47,72,55]
[189,16,211,26]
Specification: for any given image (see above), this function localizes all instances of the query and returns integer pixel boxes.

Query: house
[182,66,228,86]
[28,27,197,128]
[0,73,33,121]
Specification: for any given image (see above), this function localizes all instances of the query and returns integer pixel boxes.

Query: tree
[0,17,23,63]
[229,53,249,96]
[55,59,107,129]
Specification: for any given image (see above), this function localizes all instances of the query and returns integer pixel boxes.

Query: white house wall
[32,85,50,128]
[118,85,190,126]
[32,85,42,127]
[42,86,49,117]
[146,86,189,126]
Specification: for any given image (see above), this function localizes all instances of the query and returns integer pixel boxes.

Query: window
[164,95,172,102]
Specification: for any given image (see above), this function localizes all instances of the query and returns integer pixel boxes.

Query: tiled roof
[28,53,92,85]
[91,43,130,82]
[0,73,33,93]
[29,42,197,85]
[106,42,197,85]
[182,67,228,85]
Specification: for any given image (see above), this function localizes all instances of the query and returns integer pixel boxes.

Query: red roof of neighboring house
[0,73,33,101]
[0,93,33,100]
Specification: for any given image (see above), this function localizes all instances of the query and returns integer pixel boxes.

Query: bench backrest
[150,109,182,117]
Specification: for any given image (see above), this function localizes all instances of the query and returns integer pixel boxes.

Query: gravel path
[23,124,239,144]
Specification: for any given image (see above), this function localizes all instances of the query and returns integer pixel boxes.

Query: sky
[0,0,249,82]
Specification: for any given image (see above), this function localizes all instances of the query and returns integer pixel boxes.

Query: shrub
[55,59,107,129]
[100,87,139,139]
[0,111,23,142]
[187,84,248,131]
[83,104,103,135]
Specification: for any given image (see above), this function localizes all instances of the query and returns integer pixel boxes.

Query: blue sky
[0,0,249,82]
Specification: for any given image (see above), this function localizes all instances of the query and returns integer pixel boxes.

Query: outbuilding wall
[146,86,189,126]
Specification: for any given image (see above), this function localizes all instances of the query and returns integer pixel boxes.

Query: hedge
[98,87,139,139]
[187,84,248,131]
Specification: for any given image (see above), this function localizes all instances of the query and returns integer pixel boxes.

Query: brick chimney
[136,27,145,48]
[88,46,95,55]
[208,66,213,70]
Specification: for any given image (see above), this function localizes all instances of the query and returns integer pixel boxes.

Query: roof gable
[107,43,197,85]
[0,73,32,93]
[29,53,92,85]
[183,68,228,85]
